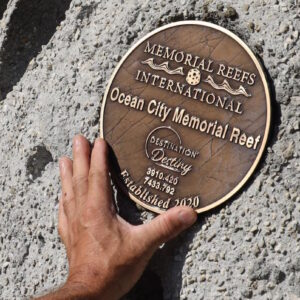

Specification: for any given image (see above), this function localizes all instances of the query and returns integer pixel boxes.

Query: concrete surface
[0,0,299,299]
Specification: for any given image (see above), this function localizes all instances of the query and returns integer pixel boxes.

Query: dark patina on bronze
[100,21,271,214]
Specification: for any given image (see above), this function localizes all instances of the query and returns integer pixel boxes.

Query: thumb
[136,206,197,251]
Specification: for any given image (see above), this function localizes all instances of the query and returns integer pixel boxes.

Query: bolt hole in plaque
[100,21,271,214]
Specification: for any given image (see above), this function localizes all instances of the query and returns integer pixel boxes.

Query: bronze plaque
[100,21,271,214]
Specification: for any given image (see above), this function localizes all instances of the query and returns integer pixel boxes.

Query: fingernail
[178,209,197,226]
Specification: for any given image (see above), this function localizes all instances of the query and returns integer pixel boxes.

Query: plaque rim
[100,21,271,214]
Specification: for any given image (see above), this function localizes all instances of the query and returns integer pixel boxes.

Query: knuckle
[88,169,108,182]
[159,216,174,239]
[63,196,75,214]
[72,174,88,187]
[64,193,75,203]
[88,170,101,181]
[72,175,88,195]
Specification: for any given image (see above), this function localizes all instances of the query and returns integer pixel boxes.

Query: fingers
[72,135,90,200]
[59,157,75,218]
[88,138,114,215]
[135,206,197,252]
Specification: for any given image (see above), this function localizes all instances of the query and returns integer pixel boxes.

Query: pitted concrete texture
[0,0,299,299]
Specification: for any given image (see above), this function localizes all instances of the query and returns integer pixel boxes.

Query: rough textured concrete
[0,0,72,100]
[0,0,299,299]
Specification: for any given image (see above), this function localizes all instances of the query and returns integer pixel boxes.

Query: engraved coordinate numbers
[144,167,179,196]
[146,167,179,186]
[144,176,175,196]
[101,21,271,214]
[120,169,200,209]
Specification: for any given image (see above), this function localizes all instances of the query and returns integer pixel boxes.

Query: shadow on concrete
[0,0,72,101]
[0,0,9,20]
[149,221,202,300]
[123,268,164,300]
[256,55,281,149]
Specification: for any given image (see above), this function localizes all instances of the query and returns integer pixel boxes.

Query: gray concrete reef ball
[0,0,299,299]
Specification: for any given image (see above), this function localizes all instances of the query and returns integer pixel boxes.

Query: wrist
[65,264,118,300]
[67,267,124,300]
[62,280,100,299]
[65,267,103,298]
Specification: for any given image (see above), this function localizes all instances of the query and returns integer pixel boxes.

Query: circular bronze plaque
[100,21,271,214]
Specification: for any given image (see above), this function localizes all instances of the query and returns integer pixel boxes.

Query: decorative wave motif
[141,58,185,76]
[203,75,251,97]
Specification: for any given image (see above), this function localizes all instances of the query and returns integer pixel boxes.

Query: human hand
[38,135,197,300]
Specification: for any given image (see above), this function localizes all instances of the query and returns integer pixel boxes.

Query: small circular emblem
[100,21,271,214]
[186,68,201,85]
